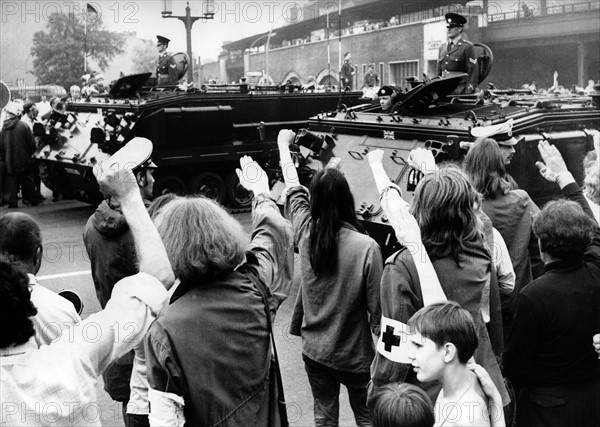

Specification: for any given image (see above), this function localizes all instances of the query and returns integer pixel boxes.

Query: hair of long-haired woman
[308,168,365,276]
[153,197,249,283]
[463,138,512,199]
[410,165,480,264]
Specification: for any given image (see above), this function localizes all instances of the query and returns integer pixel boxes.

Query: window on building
[379,62,385,85]
[389,60,419,88]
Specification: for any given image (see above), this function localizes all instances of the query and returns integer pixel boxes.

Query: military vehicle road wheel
[154,175,188,197]
[226,172,253,209]
[189,172,225,203]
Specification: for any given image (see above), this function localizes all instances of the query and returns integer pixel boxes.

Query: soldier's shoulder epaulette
[462,39,474,46]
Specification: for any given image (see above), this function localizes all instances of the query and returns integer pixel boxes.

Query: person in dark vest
[156,35,178,85]
[437,13,478,94]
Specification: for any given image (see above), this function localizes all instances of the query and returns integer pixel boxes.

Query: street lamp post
[248,33,276,83]
[161,1,214,84]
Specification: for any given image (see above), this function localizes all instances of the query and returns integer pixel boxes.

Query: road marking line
[37,270,91,281]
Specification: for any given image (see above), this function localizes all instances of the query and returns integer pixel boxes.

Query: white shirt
[28,274,81,346]
[1,273,169,427]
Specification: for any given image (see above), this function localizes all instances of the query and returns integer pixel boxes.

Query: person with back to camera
[83,137,158,427]
[369,382,435,427]
[278,128,383,426]
[0,149,175,426]
[503,139,600,427]
[463,137,542,344]
[0,212,81,346]
[367,149,509,409]
[144,154,294,426]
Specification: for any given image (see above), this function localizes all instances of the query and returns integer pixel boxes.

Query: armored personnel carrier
[33,73,364,208]
[283,73,600,257]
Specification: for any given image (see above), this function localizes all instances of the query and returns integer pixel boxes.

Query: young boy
[369,382,435,427]
[407,302,505,427]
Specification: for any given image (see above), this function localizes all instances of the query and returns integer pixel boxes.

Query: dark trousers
[6,171,36,207]
[125,413,149,427]
[32,162,42,197]
[303,355,371,427]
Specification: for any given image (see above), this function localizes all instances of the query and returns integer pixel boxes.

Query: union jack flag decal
[383,130,395,140]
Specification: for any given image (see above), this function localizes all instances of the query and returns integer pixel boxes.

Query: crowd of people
[0,95,79,207]
[1,123,599,427]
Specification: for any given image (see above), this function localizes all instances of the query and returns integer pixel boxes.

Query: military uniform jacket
[437,37,478,93]
[340,61,355,89]
[156,52,178,85]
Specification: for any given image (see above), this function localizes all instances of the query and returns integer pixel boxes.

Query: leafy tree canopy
[31,12,124,90]
[131,39,157,75]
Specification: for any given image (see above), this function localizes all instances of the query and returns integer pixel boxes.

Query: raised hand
[536,140,569,183]
[407,147,436,175]
[277,129,300,187]
[367,148,384,168]
[468,363,506,426]
[236,155,270,196]
[93,161,140,204]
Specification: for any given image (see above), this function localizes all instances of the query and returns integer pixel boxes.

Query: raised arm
[536,139,594,218]
[367,149,443,305]
[95,165,174,289]
[276,129,312,245]
[237,155,294,308]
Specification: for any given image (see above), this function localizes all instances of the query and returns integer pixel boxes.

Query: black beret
[445,13,467,26]
[377,86,396,97]
[156,35,171,44]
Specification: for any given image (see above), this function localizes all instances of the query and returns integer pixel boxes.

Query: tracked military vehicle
[284,72,600,258]
[33,72,364,208]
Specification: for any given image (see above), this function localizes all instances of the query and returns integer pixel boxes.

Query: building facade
[198,0,599,91]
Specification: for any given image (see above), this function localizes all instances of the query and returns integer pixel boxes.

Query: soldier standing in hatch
[437,13,478,94]
[156,35,179,86]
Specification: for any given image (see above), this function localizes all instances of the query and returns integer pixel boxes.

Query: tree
[30,12,124,90]
[131,39,158,75]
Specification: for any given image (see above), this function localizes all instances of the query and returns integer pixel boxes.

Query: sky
[94,0,316,62]
[0,0,318,63]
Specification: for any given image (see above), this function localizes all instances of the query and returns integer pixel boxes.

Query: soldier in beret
[377,86,398,113]
[156,35,179,86]
[437,13,478,94]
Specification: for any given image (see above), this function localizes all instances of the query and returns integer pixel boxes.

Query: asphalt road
[1,189,359,426]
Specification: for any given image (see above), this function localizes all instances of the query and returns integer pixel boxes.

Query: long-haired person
[144,156,294,426]
[279,130,383,426]
[463,138,542,342]
[368,157,508,408]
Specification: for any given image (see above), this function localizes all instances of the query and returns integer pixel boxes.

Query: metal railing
[488,1,599,23]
